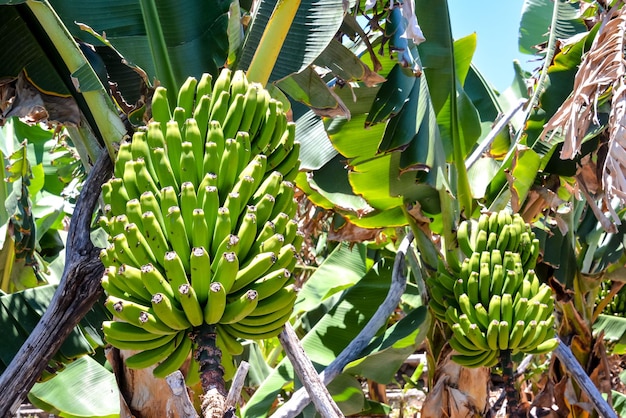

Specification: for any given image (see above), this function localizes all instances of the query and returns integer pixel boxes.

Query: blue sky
[447,0,533,92]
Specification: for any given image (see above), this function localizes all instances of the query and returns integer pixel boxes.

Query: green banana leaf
[47,0,230,90]
[0,284,110,373]
[0,6,70,97]
[518,0,586,55]
[238,0,345,82]
[243,257,391,417]
[593,315,626,355]
[243,255,429,417]
[344,306,429,383]
[28,355,120,418]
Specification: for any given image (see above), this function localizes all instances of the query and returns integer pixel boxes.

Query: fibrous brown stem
[192,323,227,418]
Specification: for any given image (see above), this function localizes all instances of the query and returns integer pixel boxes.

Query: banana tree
[0,0,430,416]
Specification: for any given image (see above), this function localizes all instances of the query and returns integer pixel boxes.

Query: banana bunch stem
[499,349,520,416]
[192,323,226,398]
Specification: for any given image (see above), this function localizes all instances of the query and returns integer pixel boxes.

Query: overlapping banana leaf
[28,355,120,418]
[242,249,429,417]
[0,284,110,374]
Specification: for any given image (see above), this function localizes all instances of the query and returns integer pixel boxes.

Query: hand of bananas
[427,211,558,368]
[99,69,302,378]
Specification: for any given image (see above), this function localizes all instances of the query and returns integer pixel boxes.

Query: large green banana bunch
[427,211,558,368]
[99,69,302,378]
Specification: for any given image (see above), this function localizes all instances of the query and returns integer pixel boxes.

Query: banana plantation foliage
[0,0,626,417]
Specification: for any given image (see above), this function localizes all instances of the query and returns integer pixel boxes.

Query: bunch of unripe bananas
[98,69,302,378]
[427,211,558,368]
[599,282,626,316]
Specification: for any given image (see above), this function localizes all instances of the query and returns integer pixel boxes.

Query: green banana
[212,235,241,263]
[125,223,157,266]
[190,247,212,305]
[106,332,178,351]
[179,181,197,237]
[222,93,245,140]
[252,171,283,204]
[231,251,277,293]
[165,121,183,184]
[191,209,209,250]
[485,319,500,351]
[487,295,501,325]
[163,251,191,297]
[223,192,242,225]
[167,206,191,272]
[452,348,498,368]
[242,268,293,300]
[141,263,176,301]
[177,284,204,327]
[220,290,259,324]
[498,321,510,350]
[141,191,166,231]
[211,207,231,256]
[111,231,137,266]
[193,94,211,142]
[237,301,293,327]
[133,158,160,197]
[151,86,172,124]
[218,139,239,193]
[125,332,183,369]
[141,211,170,264]
[474,302,490,330]
[457,219,473,257]
[201,185,220,246]
[177,76,197,120]
[105,296,174,335]
[225,308,290,337]
[211,251,239,293]
[113,141,133,180]
[235,212,257,261]
[204,281,226,324]
[508,320,525,349]
[183,118,205,176]
[125,199,143,229]
[458,314,490,351]
[250,285,297,316]
[151,292,192,331]
[196,72,213,101]
[179,141,198,187]
[216,324,244,355]
[524,338,559,355]
[229,69,248,98]
[102,320,164,342]
[152,331,193,378]
[500,293,514,327]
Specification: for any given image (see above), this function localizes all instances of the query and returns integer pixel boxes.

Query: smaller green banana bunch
[599,281,626,316]
[99,68,302,378]
[427,211,558,368]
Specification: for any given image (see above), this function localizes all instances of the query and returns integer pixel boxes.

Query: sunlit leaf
[518,0,586,55]
[344,306,429,383]
[242,259,393,418]
[28,355,120,418]
[508,146,540,211]
[239,0,344,82]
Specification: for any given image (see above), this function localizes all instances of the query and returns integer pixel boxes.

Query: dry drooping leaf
[541,7,626,224]
[0,72,80,126]
[421,351,490,418]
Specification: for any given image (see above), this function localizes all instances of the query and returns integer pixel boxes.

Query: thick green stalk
[138,0,178,106]
[26,0,126,162]
[246,0,301,86]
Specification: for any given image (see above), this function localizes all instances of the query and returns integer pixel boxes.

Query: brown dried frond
[541,7,626,224]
